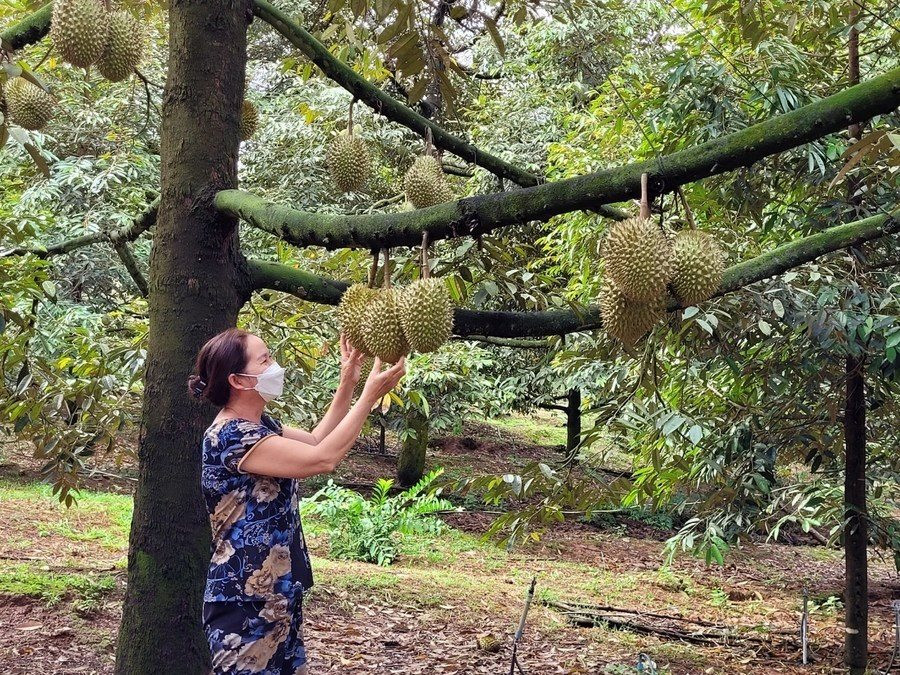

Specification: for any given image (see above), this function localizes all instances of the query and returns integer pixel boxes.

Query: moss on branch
[220,67,900,249]
[1,2,51,52]
[246,208,899,337]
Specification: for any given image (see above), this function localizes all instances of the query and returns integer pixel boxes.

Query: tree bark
[114,1,250,672]
[397,408,429,487]
[844,14,868,673]
[245,207,900,337]
[844,353,868,674]
[566,387,581,455]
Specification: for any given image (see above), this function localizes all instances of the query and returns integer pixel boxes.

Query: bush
[301,467,454,566]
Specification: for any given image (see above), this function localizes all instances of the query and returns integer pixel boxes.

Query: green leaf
[484,17,505,57]
[758,319,771,335]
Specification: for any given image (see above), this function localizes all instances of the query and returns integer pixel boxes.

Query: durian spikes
[97,9,143,82]
[4,78,55,131]
[51,0,109,68]
[337,283,377,356]
[240,100,259,141]
[671,230,724,306]
[599,278,664,347]
[404,154,453,209]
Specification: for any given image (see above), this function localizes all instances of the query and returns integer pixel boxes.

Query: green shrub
[301,467,454,566]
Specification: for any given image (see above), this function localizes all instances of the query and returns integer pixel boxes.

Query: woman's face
[241,334,274,376]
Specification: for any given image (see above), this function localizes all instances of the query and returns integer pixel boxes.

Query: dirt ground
[1,419,898,674]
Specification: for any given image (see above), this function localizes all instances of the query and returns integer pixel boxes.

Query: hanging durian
[599,279,664,347]
[353,356,375,398]
[50,0,109,68]
[671,230,724,306]
[361,288,409,363]
[338,283,378,355]
[603,216,674,303]
[3,78,55,131]
[327,127,371,193]
[97,10,143,82]
[398,232,454,353]
[404,154,453,209]
[360,249,409,364]
[239,100,258,141]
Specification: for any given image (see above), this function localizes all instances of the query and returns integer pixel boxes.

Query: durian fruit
[3,78,55,131]
[338,283,378,355]
[404,155,453,209]
[353,356,375,399]
[361,288,409,363]
[326,128,371,193]
[599,279,663,347]
[397,277,454,353]
[239,100,258,141]
[50,0,109,68]
[603,216,674,303]
[671,230,724,306]
[97,10,143,82]
[476,633,502,653]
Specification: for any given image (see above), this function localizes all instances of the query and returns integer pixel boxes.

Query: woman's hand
[338,333,365,386]
[360,357,406,406]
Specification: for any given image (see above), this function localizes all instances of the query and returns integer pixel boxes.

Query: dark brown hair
[187,328,250,407]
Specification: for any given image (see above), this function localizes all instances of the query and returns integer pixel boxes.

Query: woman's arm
[239,358,405,479]
[282,334,363,445]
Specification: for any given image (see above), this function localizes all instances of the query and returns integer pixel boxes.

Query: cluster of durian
[51,0,144,81]
[600,216,724,346]
[338,277,455,364]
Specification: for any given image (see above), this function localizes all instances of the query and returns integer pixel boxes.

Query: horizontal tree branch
[0,2,51,51]
[0,198,159,259]
[218,66,900,250]
[251,0,630,220]
[246,207,899,337]
[451,335,554,348]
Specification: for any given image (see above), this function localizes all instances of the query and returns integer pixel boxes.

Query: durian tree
[1,0,899,672]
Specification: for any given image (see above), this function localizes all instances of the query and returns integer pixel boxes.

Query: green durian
[361,288,409,363]
[671,230,724,306]
[398,278,454,353]
[51,0,109,68]
[338,283,378,355]
[326,129,371,192]
[97,10,143,82]
[239,100,258,141]
[599,279,663,346]
[404,155,453,209]
[603,216,674,303]
[4,78,55,130]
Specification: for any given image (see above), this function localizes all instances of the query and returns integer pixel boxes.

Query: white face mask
[236,361,285,402]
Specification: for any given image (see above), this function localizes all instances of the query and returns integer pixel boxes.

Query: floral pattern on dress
[201,413,314,603]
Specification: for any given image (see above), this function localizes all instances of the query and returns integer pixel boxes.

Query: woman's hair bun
[187,374,208,399]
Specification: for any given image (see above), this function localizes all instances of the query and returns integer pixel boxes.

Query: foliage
[301,467,453,565]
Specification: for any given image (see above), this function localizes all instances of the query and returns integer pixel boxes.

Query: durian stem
[677,188,696,229]
[421,230,430,279]
[368,248,379,288]
[640,173,650,220]
[382,247,391,289]
[425,127,434,158]
[348,97,355,136]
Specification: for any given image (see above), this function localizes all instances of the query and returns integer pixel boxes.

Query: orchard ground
[0,412,897,674]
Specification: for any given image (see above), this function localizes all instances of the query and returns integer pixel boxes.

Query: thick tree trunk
[565,387,581,455]
[844,353,868,674]
[114,1,251,672]
[843,16,868,674]
[397,409,429,487]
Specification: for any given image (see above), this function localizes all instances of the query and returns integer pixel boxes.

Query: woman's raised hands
[360,356,406,405]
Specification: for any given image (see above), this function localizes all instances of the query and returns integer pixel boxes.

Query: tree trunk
[397,409,428,487]
[115,1,251,672]
[844,353,868,674]
[565,387,581,455]
[843,14,868,673]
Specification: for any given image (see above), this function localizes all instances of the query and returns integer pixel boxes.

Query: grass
[479,411,569,447]
[0,562,116,607]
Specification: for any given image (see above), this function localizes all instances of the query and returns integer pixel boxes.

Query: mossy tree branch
[246,207,899,337]
[0,2,51,51]
[218,66,900,250]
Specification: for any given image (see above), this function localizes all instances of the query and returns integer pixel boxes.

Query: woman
[188,327,405,675]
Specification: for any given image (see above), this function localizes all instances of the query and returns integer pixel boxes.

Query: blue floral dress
[201,413,314,674]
